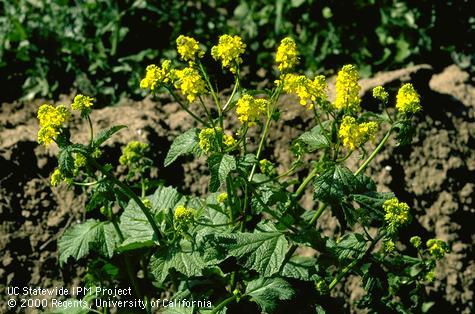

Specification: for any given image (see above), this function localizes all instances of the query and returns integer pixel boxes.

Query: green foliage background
[1,0,473,104]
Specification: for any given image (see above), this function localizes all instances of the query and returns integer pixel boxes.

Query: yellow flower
[211,35,246,73]
[174,205,194,225]
[174,66,206,102]
[426,239,449,259]
[276,37,298,72]
[223,134,236,148]
[396,83,421,114]
[50,168,64,187]
[74,153,87,169]
[235,94,268,125]
[119,141,149,166]
[334,64,361,112]
[338,116,378,150]
[282,74,327,109]
[176,35,204,62]
[140,60,175,90]
[383,240,396,253]
[37,104,70,145]
[71,94,94,115]
[383,198,410,231]
[259,159,275,175]
[372,86,389,103]
[217,192,228,203]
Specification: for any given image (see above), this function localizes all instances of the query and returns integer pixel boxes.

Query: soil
[1,64,474,313]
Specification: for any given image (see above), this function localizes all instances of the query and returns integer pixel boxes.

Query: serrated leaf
[92,125,127,147]
[297,124,330,152]
[245,277,294,312]
[213,230,288,276]
[208,154,236,192]
[119,186,183,251]
[314,164,359,205]
[352,192,394,212]
[164,128,199,166]
[58,219,117,266]
[58,147,75,176]
[281,256,317,281]
[149,240,207,283]
[330,233,367,262]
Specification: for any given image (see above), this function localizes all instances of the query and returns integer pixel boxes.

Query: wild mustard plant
[39,34,445,313]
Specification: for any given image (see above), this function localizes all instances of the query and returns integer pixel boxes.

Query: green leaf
[297,124,330,152]
[330,233,367,262]
[58,219,117,266]
[281,256,317,281]
[314,164,359,205]
[164,128,199,166]
[92,125,127,147]
[208,154,236,192]
[352,192,394,216]
[245,277,294,312]
[119,186,183,251]
[149,240,207,283]
[212,229,288,276]
[58,147,75,177]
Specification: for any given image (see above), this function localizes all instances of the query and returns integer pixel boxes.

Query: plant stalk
[355,128,392,176]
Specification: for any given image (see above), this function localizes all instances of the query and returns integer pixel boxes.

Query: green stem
[309,203,327,226]
[211,295,237,314]
[247,116,272,182]
[166,87,209,126]
[355,128,393,176]
[223,76,239,112]
[89,158,163,245]
[87,115,94,147]
[294,167,318,200]
[198,61,222,129]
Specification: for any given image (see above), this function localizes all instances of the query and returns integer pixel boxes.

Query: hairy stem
[211,295,237,314]
[355,128,392,176]
[87,115,94,147]
[88,158,163,244]
[294,167,318,200]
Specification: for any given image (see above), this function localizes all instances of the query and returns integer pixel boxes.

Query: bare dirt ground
[0,64,474,313]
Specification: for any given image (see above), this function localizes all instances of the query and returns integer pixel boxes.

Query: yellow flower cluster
[217,192,228,203]
[50,168,64,186]
[211,35,246,73]
[275,37,298,72]
[282,74,327,109]
[259,159,275,175]
[334,64,361,112]
[199,127,235,153]
[140,60,175,90]
[396,83,421,114]
[71,94,94,115]
[338,116,378,150]
[119,141,149,166]
[176,35,204,63]
[235,94,268,125]
[372,86,389,103]
[74,153,87,169]
[426,239,449,259]
[383,198,410,231]
[174,205,194,225]
[174,66,206,102]
[37,104,70,145]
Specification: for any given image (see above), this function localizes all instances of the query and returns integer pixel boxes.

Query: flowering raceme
[176,35,204,63]
[119,141,149,166]
[275,37,298,72]
[383,198,410,232]
[282,74,327,109]
[372,86,389,103]
[174,67,206,102]
[211,35,246,73]
[71,94,94,116]
[50,168,64,186]
[37,104,70,145]
[426,239,449,259]
[174,205,194,225]
[338,116,378,150]
[140,60,175,91]
[235,94,268,125]
[199,127,235,153]
[396,83,421,114]
[334,64,361,112]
